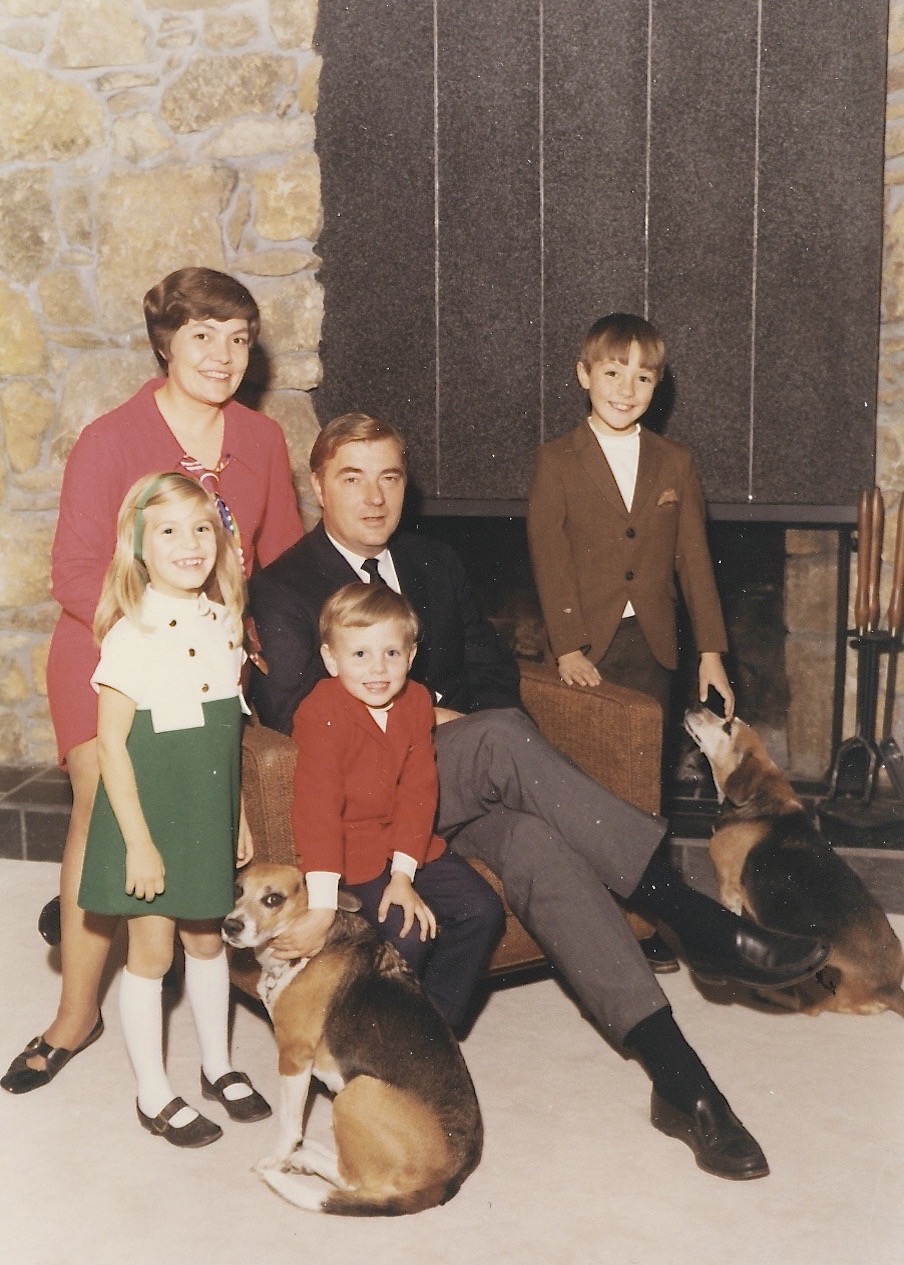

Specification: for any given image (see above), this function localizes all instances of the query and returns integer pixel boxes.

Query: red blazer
[290,676,446,884]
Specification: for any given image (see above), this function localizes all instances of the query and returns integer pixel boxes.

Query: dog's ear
[338,888,362,913]
[723,750,762,808]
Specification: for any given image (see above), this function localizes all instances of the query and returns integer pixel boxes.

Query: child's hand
[557,650,602,688]
[698,652,735,721]
[125,843,166,903]
[236,802,254,866]
[379,871,437,942]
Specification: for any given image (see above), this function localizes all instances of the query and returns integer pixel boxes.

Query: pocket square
[657,488,679,507]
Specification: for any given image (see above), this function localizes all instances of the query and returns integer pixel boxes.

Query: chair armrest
[241,720,298,867]
[517,660,662,814]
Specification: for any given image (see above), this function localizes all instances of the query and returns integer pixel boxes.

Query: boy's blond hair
[93,471,247,643]
[580,312,666,381]
[319,582,420,649]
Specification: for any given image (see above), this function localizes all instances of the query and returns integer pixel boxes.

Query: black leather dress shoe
[651,1088,769,1180]
[684,924,829,989]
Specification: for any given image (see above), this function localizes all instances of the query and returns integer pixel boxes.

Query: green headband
[132,474,170,562]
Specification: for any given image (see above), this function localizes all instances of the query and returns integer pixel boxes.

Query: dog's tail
[260,1167,465,1216]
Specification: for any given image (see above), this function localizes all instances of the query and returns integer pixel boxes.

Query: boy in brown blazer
[527,312,734,720]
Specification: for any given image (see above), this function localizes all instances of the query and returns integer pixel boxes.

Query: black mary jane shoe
[640,932,680,974]
[137,1097,223,1148]
[201,1070,272,1123]
[38,896,62,947]
[651,1087,770,1181]
[1,1014,104,1095]
[684,925,829,989]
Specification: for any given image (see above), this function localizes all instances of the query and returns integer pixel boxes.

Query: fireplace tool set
[818,486,904,845]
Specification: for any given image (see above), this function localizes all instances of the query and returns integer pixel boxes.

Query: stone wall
[0,0,322,762]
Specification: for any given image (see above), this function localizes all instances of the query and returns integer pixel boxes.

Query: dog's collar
[257,952,309,1015]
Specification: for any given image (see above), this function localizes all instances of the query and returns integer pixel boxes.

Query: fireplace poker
[880,494,904,796]
[827,487,883,801]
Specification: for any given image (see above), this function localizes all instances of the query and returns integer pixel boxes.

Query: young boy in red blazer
[288,582,503,1033]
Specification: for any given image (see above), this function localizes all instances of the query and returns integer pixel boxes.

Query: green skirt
[78,697,242,920]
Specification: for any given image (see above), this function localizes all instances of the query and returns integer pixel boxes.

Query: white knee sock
[183,950,250,1101]
[119,968,196,1125]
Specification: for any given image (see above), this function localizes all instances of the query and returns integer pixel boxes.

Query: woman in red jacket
[3,268,303,1094]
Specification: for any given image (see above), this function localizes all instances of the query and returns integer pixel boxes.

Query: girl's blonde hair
[93,471,247,643]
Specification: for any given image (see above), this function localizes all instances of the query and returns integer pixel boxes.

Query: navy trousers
[345,849,504,1031]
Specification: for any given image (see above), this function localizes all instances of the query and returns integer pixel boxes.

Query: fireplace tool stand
[818,487,904,847]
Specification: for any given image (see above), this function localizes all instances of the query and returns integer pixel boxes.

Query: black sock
[628,847,743,956]
[624,1005,720,1114]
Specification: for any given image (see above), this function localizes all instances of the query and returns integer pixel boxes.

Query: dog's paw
[254,1154,287,1176]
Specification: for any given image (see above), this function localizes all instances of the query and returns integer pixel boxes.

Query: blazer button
[201,684,209,693]
[626,527,636,538]
[625,570,634,581]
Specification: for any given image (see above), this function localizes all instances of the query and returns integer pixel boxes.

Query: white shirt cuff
[305,871,340,909]
[390,852,418,880]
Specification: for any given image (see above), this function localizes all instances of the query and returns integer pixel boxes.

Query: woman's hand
[379,871,437,942]
[557,650,602,688]
[125,842,166,903]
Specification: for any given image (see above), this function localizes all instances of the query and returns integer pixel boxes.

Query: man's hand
[269,907,336,960]
[557,650,602,688]
[379,871,437,941]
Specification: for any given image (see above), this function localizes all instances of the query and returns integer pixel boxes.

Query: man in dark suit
[249,412,827,1182]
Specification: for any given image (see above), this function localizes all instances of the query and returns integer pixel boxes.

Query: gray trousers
[434,708,669,1044]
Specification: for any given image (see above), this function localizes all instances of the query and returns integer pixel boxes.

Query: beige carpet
[1,857,903,1265]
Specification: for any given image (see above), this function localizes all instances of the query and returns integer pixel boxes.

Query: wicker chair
[234,660,661,997]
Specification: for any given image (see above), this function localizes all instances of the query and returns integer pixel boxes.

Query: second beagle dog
[684,706,904,1018]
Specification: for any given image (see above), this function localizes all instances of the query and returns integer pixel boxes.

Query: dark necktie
[361,557,387,585]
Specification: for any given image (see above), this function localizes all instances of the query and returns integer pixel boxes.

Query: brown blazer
[527,422,727,671]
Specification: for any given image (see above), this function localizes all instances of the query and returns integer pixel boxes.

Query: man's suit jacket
[291,676,446,884]
[249,522,522,735]
[527,422,727,671]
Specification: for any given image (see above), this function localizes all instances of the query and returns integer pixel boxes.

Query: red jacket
[291,677,446,884]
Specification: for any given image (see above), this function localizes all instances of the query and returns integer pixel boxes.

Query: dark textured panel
[752,0,886,506]
[541,1,650,444]
[435,1,541,498]
[315,0,885,511]
[647,0,759,503]
[315,2,437,484]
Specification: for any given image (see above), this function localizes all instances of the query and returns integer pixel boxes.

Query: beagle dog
[222,863,482,1215]
[684,706,904,1018]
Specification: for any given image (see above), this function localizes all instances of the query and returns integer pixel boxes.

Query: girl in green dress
[78,472,270,1148]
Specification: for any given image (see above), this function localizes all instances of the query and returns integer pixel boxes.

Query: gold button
[188,648,196,656]
[201,684,209,692]
[169,620,177,627]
